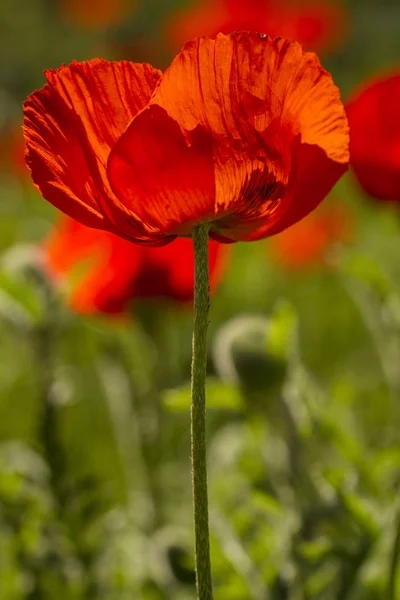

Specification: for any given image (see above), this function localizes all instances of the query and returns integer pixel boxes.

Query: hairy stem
[191,224,213,600]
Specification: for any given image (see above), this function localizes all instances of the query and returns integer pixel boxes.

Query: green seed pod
[212,313,289,395]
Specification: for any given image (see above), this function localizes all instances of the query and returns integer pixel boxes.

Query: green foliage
[1,0,400,598]
[163,379,244,412]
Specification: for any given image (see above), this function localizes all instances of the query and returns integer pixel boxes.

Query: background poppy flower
[268,202,353,269]
[166,0,348,55]
[0,125,28,179]
[346,71,400,204]
[23,33,349,247]
[59,0,132,29]
[44,216,228,314]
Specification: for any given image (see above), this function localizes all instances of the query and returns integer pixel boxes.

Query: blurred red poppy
[0,126,27,179]
[346,71,400,203]
[44,217,228,314]
[23,33,349,247]
[167,0,348,55]
[59,0,131,29]
[269,203,352,269]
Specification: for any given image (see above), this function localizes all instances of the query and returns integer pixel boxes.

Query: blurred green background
[1,0,400,598]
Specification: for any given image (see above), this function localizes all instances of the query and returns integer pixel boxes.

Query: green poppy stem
[191,223,213,600]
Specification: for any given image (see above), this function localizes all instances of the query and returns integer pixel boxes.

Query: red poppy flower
[167,0,348,55]
[23,33,349,247]
[59,0,131,29]
[44,216,228,314]
[0,125,28,179]
[346,71,400,203]
[268,202,353,269]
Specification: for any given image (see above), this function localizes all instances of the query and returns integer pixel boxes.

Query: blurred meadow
[1,0,400,598]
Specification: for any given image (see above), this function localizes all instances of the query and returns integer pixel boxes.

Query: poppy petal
[23,59,163,239]
[108,104,217,236]
[346,72,400,203]
[247,141,348,240]
[150,34,347,160]
[166,0,347,55]
[45,217,229,313]
[45,216,143,314]
[269,201,353,269]
[135,238,229,302]
[108,33,348,241]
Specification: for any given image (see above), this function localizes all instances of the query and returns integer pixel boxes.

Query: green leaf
[251,490,284,517]
[340,492,380,537]
[267,300,298,361]
[298,538,332,562]
[342,253,391,299]
[0,270,43,326]
[163,378,244,412]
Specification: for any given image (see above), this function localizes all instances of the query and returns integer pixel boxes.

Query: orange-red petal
[248,141,348,240]
[45,217,229,313]
[268,201,353,269]
[23,59,165,242]
[0,125,28,179]
[264,1,348,54]
[346,71,400,203]
[166,0,348,55]
[134,238,229,303]
[108,33,349,242]
[107,105,216,236]
[45,217,142,313]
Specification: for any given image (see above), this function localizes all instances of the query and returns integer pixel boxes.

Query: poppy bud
[213,314,288,394]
